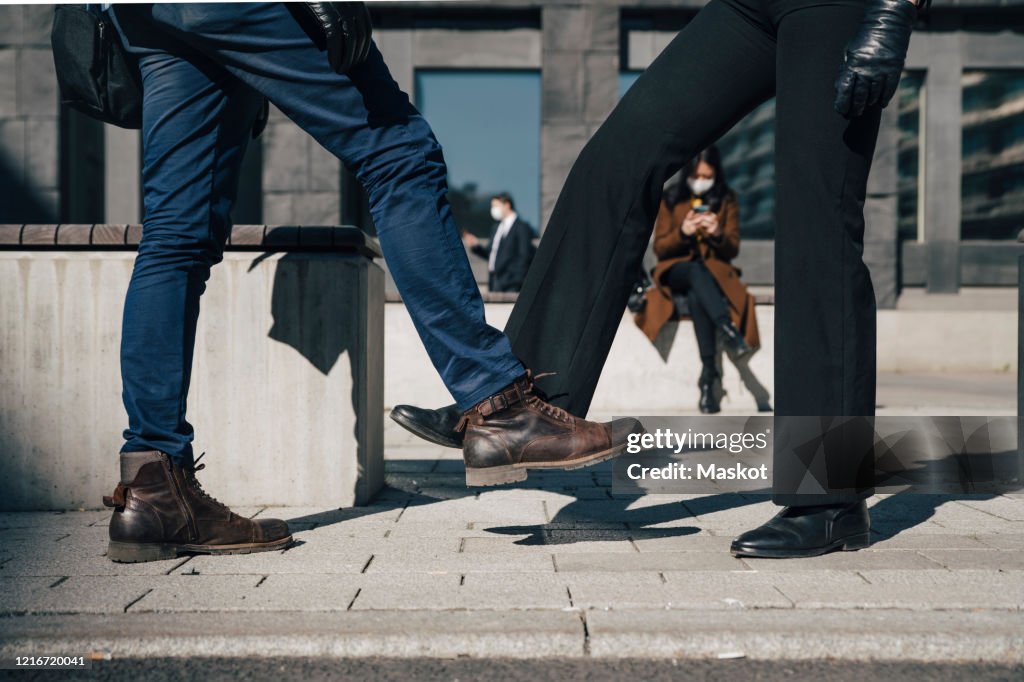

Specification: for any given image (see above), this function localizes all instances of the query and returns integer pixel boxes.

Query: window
[414,70,541,237]
[619,71,777,239]
[619,71,641,99]
[716,100,776,240]
[59,106,104,223]
[961,70,1024,240]
[898,71,925,242]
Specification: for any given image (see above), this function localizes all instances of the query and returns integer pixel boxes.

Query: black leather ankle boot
[698,366,721,414]
[718,321,754,360]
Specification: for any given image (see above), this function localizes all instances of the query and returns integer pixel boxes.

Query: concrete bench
[0,225,384,511]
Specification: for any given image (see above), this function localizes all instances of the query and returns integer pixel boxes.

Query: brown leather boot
[103,451,293,563]
[456,373,644,486]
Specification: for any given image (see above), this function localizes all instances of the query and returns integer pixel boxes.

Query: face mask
[490,206,505,221]
[688,177,715,196]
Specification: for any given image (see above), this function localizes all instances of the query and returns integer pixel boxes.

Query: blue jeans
[111,3,523,464]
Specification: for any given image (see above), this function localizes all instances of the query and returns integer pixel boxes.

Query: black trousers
[662,261,730,369]
[503,0,880,505]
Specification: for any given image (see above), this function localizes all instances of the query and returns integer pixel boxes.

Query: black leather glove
[288,2,373,75]
[833,0,920,119]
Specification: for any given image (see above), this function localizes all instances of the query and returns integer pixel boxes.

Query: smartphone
[693,205,710,213]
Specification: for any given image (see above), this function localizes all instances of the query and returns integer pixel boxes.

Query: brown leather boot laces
[183,453,237,519]
[513,371,571,422]
[525,392,571,423]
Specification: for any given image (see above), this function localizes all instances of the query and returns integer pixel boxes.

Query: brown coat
[634,193,760,349]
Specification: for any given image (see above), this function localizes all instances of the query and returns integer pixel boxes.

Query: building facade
[2,2,1023,306]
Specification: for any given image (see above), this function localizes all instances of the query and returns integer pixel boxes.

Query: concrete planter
[0,225,384,511]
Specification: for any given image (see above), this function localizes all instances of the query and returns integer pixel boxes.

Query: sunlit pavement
[0,371,1021,669]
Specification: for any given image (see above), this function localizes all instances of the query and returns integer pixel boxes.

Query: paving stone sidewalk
[1,458,1022,663]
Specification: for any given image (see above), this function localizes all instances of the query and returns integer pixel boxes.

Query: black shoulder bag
[51,5,142,129]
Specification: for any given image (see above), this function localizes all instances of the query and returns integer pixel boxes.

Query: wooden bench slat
[55,224,93,245]
[301,226,333,248]
[264,226,300,248]
[229,224,266,246]
[0,225,23,245]
[0,224,381,257]
[21,225,57,245]
[91,224,129,245]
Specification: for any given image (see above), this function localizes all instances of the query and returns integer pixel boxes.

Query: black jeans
[504,0,880,505]
[662,261,730,370]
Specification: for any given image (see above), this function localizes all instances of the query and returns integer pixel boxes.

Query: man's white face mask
[490,205,505,222]
[687,177,715,196]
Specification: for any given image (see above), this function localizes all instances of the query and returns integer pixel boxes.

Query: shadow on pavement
[279,460,775,546]
[277,456,1016,548]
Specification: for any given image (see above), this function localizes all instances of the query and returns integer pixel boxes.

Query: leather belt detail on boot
[103,451,293,563]
[457,372,644,487]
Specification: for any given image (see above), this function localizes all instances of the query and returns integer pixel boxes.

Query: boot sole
[107,535,294,563]
[729,531,871,559]
[465,442,628,487]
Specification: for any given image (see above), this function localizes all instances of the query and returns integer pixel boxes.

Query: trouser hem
[772,490,874,507]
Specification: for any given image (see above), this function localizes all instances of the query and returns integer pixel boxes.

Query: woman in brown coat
[635,146,760,413]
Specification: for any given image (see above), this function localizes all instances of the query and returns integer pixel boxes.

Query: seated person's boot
[718,320,754,361]
[457,372,644,486]
[730,501,870,558]
[103,451,293,563]
[698,365,721,414]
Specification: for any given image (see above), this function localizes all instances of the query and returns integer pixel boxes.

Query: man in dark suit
[463,193,536,293]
